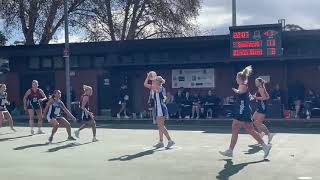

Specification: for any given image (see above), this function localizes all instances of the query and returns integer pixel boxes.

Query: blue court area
[0,124,318,180]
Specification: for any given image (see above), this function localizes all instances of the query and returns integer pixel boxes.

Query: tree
[0,0,87,45]
[285,24,304,31]
[75,0,201,41]
[0,31,7,46]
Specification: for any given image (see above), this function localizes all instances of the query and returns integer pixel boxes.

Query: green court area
[0,124,318,180]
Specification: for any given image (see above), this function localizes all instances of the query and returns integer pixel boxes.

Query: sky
[198,0,320,34]
[1,0,320,44]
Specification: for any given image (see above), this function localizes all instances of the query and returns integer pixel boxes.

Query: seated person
[165,91,174,104]
[305,89,319,119]
[174,89,184,119]
[181,91,192,118]
[203,90,220,118]
[191,93,201,119]
[165,91,179,118]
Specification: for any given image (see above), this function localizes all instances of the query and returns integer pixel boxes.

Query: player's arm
[43,99,53,116]
[144,75,152,89]
[23,90,31,109]
[39,89,47,102]
[60,101,76,120]
[233,84,247,94]
[255,88,269,100]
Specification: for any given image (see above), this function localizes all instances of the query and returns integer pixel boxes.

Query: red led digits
[267,48,276,56]
[267,39,276,47]
[233,31,249,39]
[233,41,261,48]
[233,49,263,56]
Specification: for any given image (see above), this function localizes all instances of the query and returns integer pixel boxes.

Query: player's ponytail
[237,65,253,83]
[83,85,92,92]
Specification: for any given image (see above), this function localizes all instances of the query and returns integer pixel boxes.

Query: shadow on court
[103,124,320,134]
[216,159,269,180]
[13,140,68,150]
[0,132,15,136]
[47,142,93,152]
[0,135,33,142]
[243,144,262,155]
[108,147,168,161]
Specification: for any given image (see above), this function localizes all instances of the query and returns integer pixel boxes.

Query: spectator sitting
[174,89,184,119]
[271,84,283,100]
[203,90,220,118]
[11,105,22,117]
[304,89,318,119]
[191,93,201,119]
[117,85,130,119]
[181,91,192,119]
[288,80,305,118]
[165,91,174,104]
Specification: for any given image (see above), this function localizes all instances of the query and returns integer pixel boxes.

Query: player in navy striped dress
[44,90,76,143]
[0,84,16,131]
[74,85,98,142]
[252,78,273,144]
[219,66,272,159]
[144,72,175,149]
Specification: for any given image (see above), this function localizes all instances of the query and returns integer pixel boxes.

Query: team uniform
[0,92,9,112]
[80,95,92,121]
[27,89,43,110]
[233,86,252,122]
[46,100,62,122]
[153,86,168,118]
[256,90,267,115]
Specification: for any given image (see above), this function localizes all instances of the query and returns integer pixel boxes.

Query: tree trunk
[103,0,115,41]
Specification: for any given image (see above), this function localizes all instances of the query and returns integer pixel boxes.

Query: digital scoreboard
[229,24,282,58]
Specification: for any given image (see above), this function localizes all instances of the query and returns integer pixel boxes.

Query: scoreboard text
[229,24,282,58]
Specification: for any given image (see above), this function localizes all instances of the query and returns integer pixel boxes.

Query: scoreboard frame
[229,23,283,59]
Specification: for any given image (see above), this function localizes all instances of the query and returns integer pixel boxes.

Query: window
[94,56,105,68]
[29,57,40,69]
[53,57,64,69]
[70,56,79,68]
[42,57,52,68]
[78,56,91,68]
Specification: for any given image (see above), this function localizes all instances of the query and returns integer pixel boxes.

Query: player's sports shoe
[268,133,274,144]
[92,137,98,142]
[262,144,272,159]
[37,129,45,134]
[31,129,35,135]
[48,136,53,144]
[219,149,233,158]
[74,130,80,138]
[68,136,76,141]
[166,140,175,148]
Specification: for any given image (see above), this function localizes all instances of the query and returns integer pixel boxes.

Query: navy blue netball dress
[80,95,92,121]
[0,92,8,112]
[153,86,168,118]
[27,89,42,110]
[256,90,267,115]
[233,87,252,122]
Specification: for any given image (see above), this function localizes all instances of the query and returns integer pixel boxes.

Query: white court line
[298,177,312,180]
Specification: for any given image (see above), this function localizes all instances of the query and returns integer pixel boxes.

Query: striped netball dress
[153,86,168,118]
[233,86,252,122]
[256,91,267,115]
[46,100,62,122]
[0,92,8,112]
[27,89,43,110]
